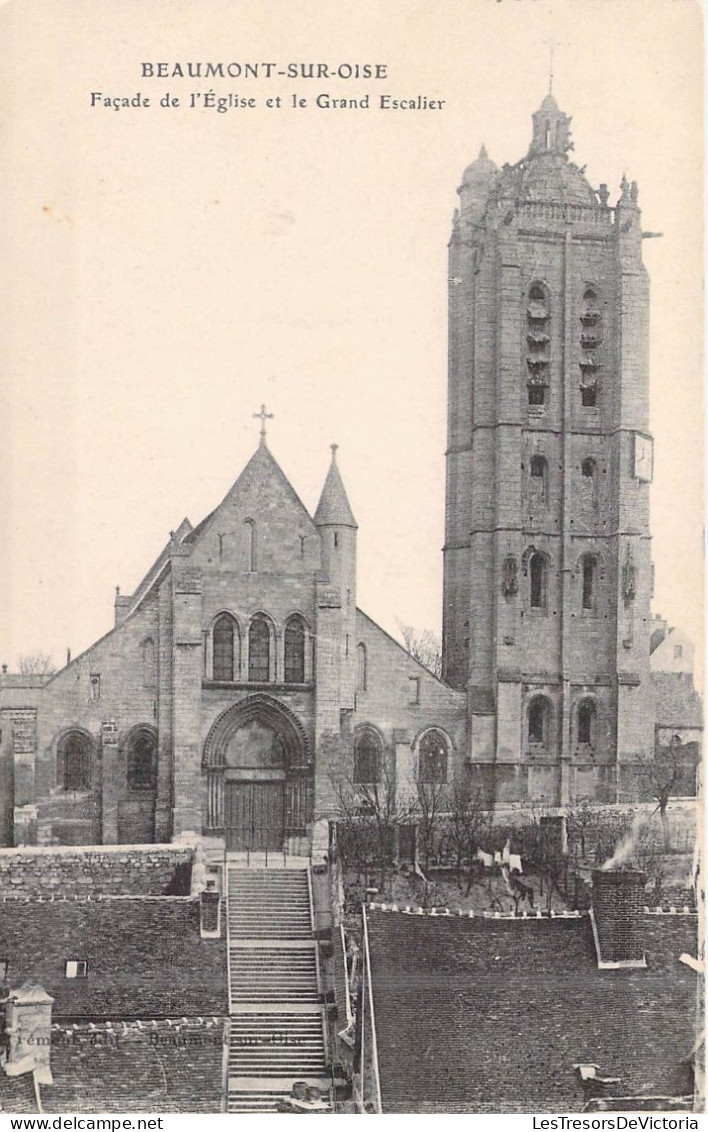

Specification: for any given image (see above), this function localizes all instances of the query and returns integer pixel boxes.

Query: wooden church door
[225,779,285,851]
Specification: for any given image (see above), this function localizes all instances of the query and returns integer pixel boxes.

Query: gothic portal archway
[203,695,311,851]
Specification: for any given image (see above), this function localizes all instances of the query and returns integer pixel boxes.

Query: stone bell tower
[442,93,654,806]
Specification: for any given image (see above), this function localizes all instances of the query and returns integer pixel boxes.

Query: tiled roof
[0,1020,226,1114]
[0,898,228,1018]
[45,1022,225,1113]
[652,673,703,729]
[0,1074,37,1113]
[366,909,697,1113]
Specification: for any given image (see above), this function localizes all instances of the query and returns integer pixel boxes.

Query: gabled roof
[185,440,316,545]
[314,446,357,528]
[355,608,459,693]
[128,517,193,612]
[365,908,697,1113]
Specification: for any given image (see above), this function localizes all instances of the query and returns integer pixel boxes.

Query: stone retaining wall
[0,842,194,896]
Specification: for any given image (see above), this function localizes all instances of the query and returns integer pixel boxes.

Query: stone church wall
[353,610,466,779]
[26,595,161,845]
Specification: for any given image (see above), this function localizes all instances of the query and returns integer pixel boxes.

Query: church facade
[0,432,465,850]
[0,94,668,850]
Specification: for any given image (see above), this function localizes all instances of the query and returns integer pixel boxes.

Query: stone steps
[227,1091,288,1112]
[225,865,329,1110]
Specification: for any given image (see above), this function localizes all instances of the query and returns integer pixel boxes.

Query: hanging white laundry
[508,853,523,873]
[502,839,511,864]
[493,850,502,865]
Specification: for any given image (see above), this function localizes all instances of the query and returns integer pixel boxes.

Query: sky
[0,0,703,684]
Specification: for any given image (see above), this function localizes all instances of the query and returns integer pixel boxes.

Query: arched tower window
[580,286,603,408]
[530,455,548,505]
[581,555,598,612]
[57,731,92,793]
[526,283,550,409]
[581,458,598,510]
[244,518,257,572]
[354,729,382,785]
[213,614,236,682]
[527,696,551,747]
[357,643,368,692]
[576,699,597,748]
[284,615,306,684]
[529,552,547,610]
[127,729,157,791]
[418,730,448,784]
[248,615,271,682]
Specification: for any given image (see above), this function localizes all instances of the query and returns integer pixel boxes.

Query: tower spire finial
[549,44,554,95]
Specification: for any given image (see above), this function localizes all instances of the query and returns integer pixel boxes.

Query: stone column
[100,720,120,844]
[171,553,204,838]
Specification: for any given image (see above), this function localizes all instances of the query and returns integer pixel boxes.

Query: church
[0,92,683,852]
[0,415,465,851]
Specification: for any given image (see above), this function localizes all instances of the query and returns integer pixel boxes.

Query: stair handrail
[221,1016,231,1113]
[224,859,234,1017]
[306,861,316,935]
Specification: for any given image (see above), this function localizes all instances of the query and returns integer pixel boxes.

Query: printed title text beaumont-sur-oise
[140,62,388,79]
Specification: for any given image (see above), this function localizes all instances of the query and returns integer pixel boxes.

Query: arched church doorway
[224,721,286,851]
[203,695,312,852]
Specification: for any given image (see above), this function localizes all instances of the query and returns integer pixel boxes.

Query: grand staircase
[226,864,330,1113]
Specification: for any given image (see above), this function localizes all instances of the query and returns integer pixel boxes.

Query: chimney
[3,984,54,1084]
[591,869,646,968]
[200,882,221,938]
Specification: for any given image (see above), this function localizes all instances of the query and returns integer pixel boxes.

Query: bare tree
[638,742,697,850]
[397,622,443,679]
[328,738,416,893]
[412,769,447,873]
[565,799,599,861]
[17,653,56,676]
[447,778,491,894]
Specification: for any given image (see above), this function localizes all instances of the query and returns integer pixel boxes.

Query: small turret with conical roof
[314,444,357,529]
[314,445,358,732]
[315,443,357,611]
[457,143,499,226]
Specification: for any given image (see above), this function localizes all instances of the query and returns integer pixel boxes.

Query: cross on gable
[253,403,274,443]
